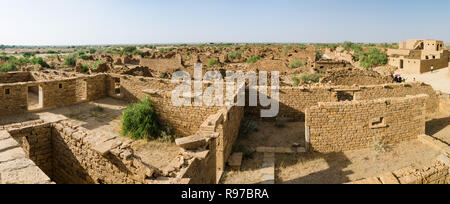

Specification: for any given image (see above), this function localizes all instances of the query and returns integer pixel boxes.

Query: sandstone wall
[120,75,224,137]
[0,72,33,83]
[0,83,28,115]
[320,68,393,86]
[0,74,108,116]
[51,121,158,184]
[305,94,428,152]
[8,123,53,178]
[355,82,439,114]
[348,156,449,184]
[3,120,161,184]
[200,106,245,174]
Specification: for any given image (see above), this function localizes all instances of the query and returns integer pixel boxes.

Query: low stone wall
[306,94,428,152]
[0,73,108,115]
[355,82,439,114]
[0,72,33,83]
[2,120,166,184]
[51,121,160,184]
[348,155,450,184]
[246,82,438,121]
[7,123,53,178]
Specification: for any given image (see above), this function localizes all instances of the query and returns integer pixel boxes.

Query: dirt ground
[275,139,440,184]
[221,113,448,184]
[234,120,306,148]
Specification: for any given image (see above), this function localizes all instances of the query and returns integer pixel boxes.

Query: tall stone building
[387,39,450,74]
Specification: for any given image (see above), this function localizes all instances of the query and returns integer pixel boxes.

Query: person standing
[431,65,434,73]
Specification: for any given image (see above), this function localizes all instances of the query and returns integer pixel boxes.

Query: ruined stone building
[388,39,450,74]
[0,66,447,184]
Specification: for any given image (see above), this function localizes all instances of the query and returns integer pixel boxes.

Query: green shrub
[314,49,322,60]
[297,44,307,50]
[81,64,89,73]
[282,45,292,54]
[89,48,97,54]
[246,55,261,64]
[23,52,36,58]
[290,59,306,68]
[121,97,161,141]
[30,57,50,68]
[63,55,77,67]
[291,76,300,86]
[228,50,242,59]
[359,48,388,69]
[122,46,137,54]
[78,54,90,60]
[300,73,322,84]
[0,63,18,72]
[92,60,104,70]
[46,50,58,54]
[207,58,219,67]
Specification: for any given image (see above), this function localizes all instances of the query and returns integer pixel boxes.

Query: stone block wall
[2,120,162,184]
[84,74,108,101]
[51,121,159,184]
[200,105,245,174]
[347,156,449,184]
[120,75,224,137]
[355,82,439,114]
[7,123,53,178]
[305,94,428,153]
[0,83,28,115]
[0,73,109,116]
[0,72,33,83]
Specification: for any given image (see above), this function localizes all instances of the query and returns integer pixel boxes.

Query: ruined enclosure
[0,56,449,184]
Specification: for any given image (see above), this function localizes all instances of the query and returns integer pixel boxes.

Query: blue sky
[1,0,449,45]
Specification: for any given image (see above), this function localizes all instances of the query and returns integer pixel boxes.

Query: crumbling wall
[200,106,245,174]
[51,121,158,184]
[3,120,161,184]
[355,82,439,114]
[320,68,393,86]
[348,156,449,184]
[306,94,428,152]
[0,72,33,83]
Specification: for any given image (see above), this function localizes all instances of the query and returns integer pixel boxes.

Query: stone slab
[379,173,400,184]
[0,148,26,163]
[0,138,20,153]
[175,134,206,150]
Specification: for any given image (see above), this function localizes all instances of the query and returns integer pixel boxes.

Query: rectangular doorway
[28,85,43,110]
